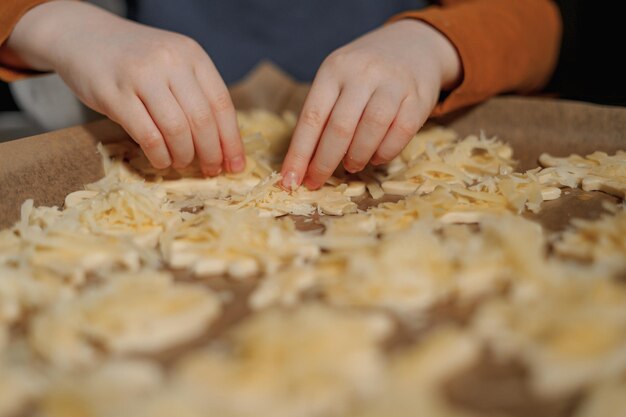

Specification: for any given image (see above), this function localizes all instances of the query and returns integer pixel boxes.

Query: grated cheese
[30,270,221,369]
[161,207,320,277]
[347,327,481,417]
[539,151,626,198]
[38,359,165,417]
[0,109,625,415]
[554,205,626,274]
[473,277,626,397]
[172,304,391,417]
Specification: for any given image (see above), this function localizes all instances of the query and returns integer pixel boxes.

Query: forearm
[391,0,562,115]
[391,20,461,92]
[4,0,101,72]
[0,0,57,79]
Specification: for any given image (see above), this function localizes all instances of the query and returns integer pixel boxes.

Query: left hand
[281,19,461,190]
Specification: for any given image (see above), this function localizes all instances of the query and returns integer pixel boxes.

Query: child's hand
[281,20,461,190]
[7,1,244,175]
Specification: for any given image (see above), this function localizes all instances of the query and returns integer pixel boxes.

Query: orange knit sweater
[0,0,561,116]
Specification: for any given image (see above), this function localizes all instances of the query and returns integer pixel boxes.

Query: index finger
[195,59,245,173]
[280,73,339,189]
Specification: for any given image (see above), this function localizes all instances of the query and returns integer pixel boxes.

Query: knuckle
[176,34,200,51]
[300,107,324,129]
[132,45,175,70]
[211,92,234,113]
[363,107,391,129]
[328,119,353,139]
[161,117,188,138]
[189,107,214,129]
[125,60,148,81]
[362,60,384,79]
[153,43,179,64]
[396,119,420,138]
[350,52,386,79]
[323,50,347,70]
[92,92,115,115]
[414,84,438,108]
[152,47,170,64]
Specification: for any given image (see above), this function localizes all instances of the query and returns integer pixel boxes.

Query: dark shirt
[130,0,428,83]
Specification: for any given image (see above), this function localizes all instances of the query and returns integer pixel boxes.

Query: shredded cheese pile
[554,205,626,273]
[64,164,179,248]
[38,359,165,417]
[172,304,390,417]
[161,207,319,278]
[350,327,482,417]
[1,199,159,285]
[1,110,625,417]
[380,127,562,214]
[473,277,626,397]
[30,270,221,369]
[539,151,626,198]
[315,215,548,316]
[207,172,359,217]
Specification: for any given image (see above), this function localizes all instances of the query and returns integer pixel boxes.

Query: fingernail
[228,156,245,173]
[344,162,360,174]
[202,164,222,177]
[281,171,300,190]
[303,177,320,190]
[370,157,384,166]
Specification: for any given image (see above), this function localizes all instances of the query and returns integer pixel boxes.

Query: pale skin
[281,19,462,190]
[2,1,461,186]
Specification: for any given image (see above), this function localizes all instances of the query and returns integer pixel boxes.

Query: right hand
[5,0,244,175]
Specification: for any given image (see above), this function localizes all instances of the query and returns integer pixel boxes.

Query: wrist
[6,1,67,71]
[5,0,104,72]
[392,19,462,91]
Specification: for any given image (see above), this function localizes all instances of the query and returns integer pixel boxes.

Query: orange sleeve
[389,0,562,116]
[0,0,51,82]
